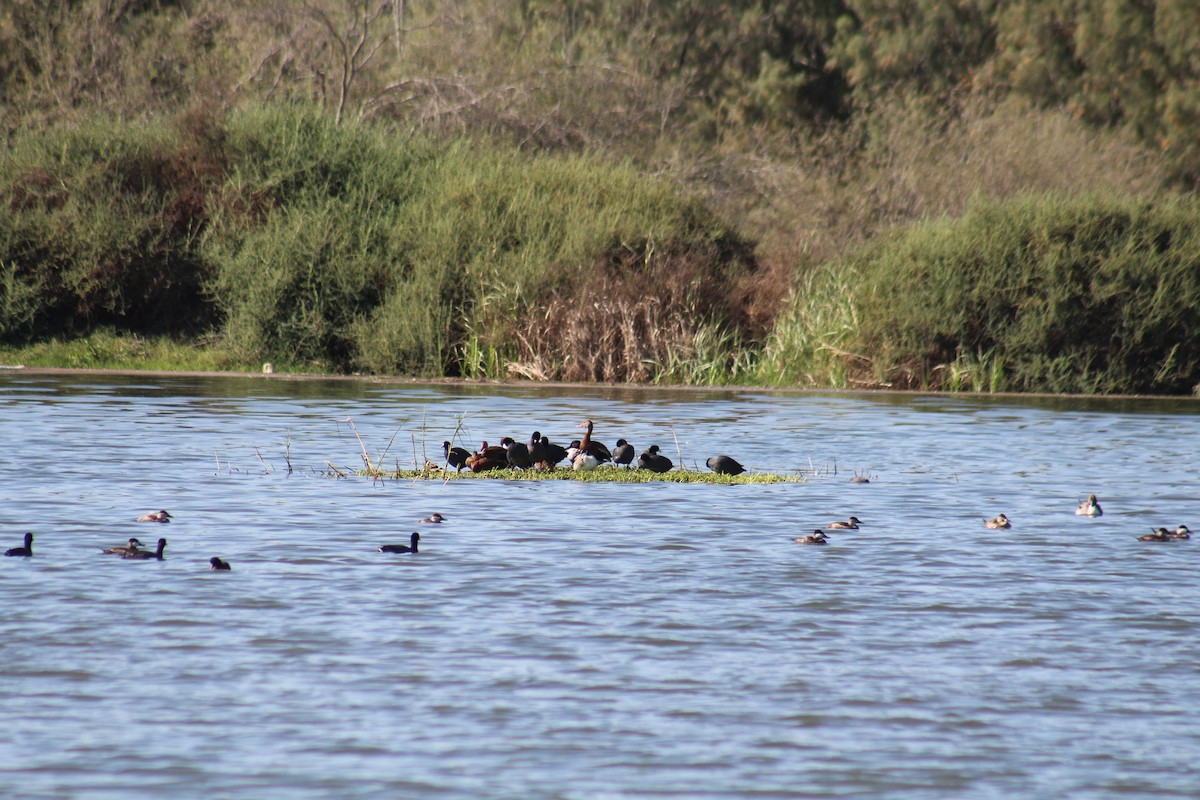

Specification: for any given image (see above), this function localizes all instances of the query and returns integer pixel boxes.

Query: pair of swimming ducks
[102,537,233,568]
[980,495,1105,529]
[793,517,862,544]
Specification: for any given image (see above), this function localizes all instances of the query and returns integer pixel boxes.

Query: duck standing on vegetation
[136,510,172,523]
[828,516,862,530]
[528,432,548,467]
[5,532,34,557]
[984,514,1012,529]
[443,441,471,472]
[571,444,599,471]
[209,557,232,571]
[793,530,828,545]
[575,420,613,464]
[124,538,167,560]
[705,455,745,476]
[101,537,144,556]
[638,445,673,474]
[468,441,507,472]
[502,436,533,469]
[1076,495,1103,516]
[613,439,635,468]
[538,435,568,468]
[379,532,420,554]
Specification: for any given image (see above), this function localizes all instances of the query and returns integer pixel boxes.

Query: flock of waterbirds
[794,494,1191,545]
[4,420,1189,563]
[440,419,746,476]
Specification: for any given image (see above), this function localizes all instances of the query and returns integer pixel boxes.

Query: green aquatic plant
[347,465,803,485]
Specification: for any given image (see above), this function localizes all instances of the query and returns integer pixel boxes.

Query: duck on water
[5,532,34,557]
[380,532,420,554]
[124,538,167,560]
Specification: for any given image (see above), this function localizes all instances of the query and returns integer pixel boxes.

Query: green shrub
[0,116,220,341]
[767,194,1200,394]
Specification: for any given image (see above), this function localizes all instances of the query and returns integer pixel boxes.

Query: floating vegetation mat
[345,466,804,485]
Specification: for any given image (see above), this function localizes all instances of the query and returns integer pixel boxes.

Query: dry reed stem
[341,417,374,472]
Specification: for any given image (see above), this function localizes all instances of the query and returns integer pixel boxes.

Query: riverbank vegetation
[3,1,1199,395]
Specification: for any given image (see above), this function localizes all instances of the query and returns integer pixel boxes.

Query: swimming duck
[706,455,745,476]
[793,530,828,545]
[1138,528,1171,542]
[379,532,420,554]
[828,516,862,530]
[442,441,471,472]
[849,475,870,484]
[983,514,1012,530]
[613,439,635,468]
[501,437,533,469]
[575,420,612,463]
[101,537,145,556]
[419,513,446,524]
[136,510,172,523]
[5,532,34,557]
[637,445,673,474]
[124,538,167,560]
[209,557,232,571]
[1076,495,1103,517]
[1167,525,1191,540]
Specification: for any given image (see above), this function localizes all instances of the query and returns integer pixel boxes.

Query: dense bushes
[1,107,758,380]
[5,108,1200,394]
[0,119,221,341]
[762,195,1200,395]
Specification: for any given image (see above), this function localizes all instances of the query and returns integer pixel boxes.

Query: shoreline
[0,364,1195,402]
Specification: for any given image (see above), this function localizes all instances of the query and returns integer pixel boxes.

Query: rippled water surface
[2,372,1199,799]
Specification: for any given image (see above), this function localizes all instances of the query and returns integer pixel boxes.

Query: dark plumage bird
[828,516,863,530]
[638,445,673,473]
[124,538,167,560]
[612,439,635,468]
[101,537,145,556]
[443,441,471,472]
[209,557,232,571]
[706,455,745,475]
[379,532,420,554]
[793,530,829,545]
[5,532,34,557]
[502,436,533,469]
[136,509,172,523]
[575,420,612,463]
[1138,528,1172,542]
[528,431,548,466]
[538,436,568,468]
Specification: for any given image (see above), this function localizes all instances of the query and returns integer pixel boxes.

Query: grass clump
[0,329,262,372]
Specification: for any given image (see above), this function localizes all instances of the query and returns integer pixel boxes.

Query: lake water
[1,371,1198,799]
